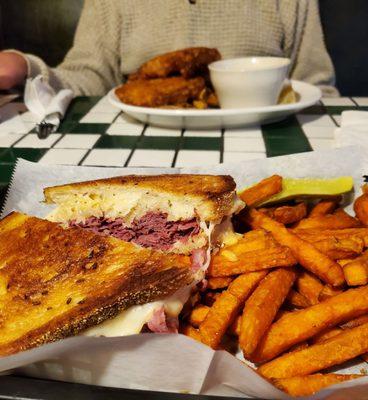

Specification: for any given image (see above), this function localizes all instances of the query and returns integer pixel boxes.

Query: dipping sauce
[209,57,290,109]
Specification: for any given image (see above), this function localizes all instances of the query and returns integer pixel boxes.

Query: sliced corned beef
[69,212,200,250]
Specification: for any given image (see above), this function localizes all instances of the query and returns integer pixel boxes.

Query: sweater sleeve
[289,0,339,96]
[25,0,122,96]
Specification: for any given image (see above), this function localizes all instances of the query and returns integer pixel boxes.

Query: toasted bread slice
[0,212,192,356]
[43,175,241,254]
[44,174,237,224]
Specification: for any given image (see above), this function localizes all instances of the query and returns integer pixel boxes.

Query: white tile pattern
[14,134,62,148]
[39,149,88,165]
[54,134,100,149]
[82,149,130,166]
[175,150,220,167]
[129,150,175,167]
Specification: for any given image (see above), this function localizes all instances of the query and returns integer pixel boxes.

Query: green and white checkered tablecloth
[0,96,367,193]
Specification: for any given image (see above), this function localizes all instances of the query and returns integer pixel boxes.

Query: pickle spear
[254,176,353,206]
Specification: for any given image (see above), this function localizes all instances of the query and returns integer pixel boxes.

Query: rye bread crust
[0,212,192,356]
[43,174,237,222]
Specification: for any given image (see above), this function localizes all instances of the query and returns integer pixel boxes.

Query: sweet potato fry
[340,313,368,363]
[252,285,368,363]
[229,309,291,336]
[260,203,307,225]
[200,291,240,347]
[288,341,309,352]
[240,269,296,358]
[239,175,283,207]
[285,289,312,309]
[228,315,241,336]
[295,271,324,305]
[273,374,364,397]
[207,277,233,290]
[343,251,368,286]
[313,315,368,357]
[210,230,276,269]
[273,202,307,224]
[247,209,345,286]
[354,188,368,225]
[318,285,344,301]
[257,225,366,258]
[296,227,368,242]
[341,314,368,329]
[309,197,341,217]
[258,323,368,379]
[295,228,368,247]
[311,326,342,344]
[180,324,202,342]
[208,245,296,277]
[223,230,275,254]
[199,271,267,349]
[337,258,353,266]
[293,210,361,230]
[312,236,364,260]
[228,272,268,301]
[188,305,209,327]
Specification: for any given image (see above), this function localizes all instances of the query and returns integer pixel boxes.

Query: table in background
[0,96,367,196]
[0,95,367,399]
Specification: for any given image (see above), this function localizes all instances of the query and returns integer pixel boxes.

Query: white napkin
[24,75,74,132]
[334,111,368,149]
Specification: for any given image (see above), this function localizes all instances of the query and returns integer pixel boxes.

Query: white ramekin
[209,57,291,109]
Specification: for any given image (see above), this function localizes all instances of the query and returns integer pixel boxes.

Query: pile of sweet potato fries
[180,175,368,397]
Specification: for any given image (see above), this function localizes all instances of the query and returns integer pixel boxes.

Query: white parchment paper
[2,146,368,399]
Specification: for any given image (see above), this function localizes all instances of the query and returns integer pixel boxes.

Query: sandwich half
[0,212,194,356]
[41,175,243,340]
[44,174,243,262]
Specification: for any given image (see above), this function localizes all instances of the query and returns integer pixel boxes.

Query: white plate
[108,80,321,130]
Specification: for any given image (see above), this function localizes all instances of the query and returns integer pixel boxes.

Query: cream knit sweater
[24,0,338,96]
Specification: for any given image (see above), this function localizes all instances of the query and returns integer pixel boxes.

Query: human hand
[0,52,28,90]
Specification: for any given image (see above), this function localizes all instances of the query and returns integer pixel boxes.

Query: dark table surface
[0,375,245,400]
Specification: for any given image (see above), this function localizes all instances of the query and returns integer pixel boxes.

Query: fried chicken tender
[131,47,221,80]
[115,77,206,107]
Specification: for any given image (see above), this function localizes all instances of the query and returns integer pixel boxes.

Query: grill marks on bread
[0,212,192,356]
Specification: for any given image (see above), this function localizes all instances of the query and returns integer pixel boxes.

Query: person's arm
[288,0,339,97]
[5,0,122,96]
[0,52,28,89]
